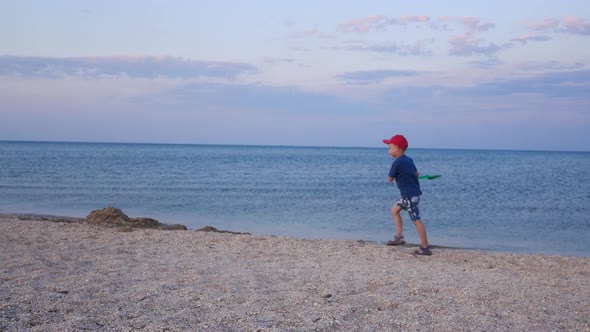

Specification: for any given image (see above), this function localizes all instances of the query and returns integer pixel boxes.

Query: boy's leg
[391,204,403,237]
[413,219,429,248]
[405,196,430,249]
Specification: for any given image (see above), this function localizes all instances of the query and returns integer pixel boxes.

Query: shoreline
[1,215,589,331]
[0,213,578,258]
[0,212,487,254]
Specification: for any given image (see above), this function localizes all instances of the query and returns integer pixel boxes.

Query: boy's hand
[388,176,394,182]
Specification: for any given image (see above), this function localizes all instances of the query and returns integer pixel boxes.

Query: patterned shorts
[396,196,421,222]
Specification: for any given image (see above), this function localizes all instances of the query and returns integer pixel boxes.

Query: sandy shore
[1,216,589,331]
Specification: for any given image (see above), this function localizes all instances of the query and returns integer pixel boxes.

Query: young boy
[383,134,432,255]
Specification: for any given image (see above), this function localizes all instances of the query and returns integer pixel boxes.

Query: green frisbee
[418,175,441,180]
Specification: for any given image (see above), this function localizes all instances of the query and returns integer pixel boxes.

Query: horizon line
[1,139,588,153]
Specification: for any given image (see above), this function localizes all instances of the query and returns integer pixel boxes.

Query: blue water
[1,141,589,257]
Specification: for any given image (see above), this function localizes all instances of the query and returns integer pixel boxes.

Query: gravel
[1,216,589,331]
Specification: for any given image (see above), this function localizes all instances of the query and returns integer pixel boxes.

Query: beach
[1,215,589,331]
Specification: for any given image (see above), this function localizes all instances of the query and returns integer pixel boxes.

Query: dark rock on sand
[16,214,85,223]
[196,225,250,235]
[86,206,187,230]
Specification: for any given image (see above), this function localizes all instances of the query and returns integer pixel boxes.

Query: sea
[1,141,589,257]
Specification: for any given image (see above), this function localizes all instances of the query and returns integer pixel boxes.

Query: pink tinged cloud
[528,18,560,31]
[339,15,385,32]
[397,15,430,24]
[561,16,590,35]
[458,16,495,32]
[528,16,590,35]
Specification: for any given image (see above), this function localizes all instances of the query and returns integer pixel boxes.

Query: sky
[1,1,589,151]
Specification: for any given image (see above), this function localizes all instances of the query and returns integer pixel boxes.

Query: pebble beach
[1,215,589,331]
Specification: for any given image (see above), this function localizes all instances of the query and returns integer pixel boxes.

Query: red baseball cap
[383,134,408,150]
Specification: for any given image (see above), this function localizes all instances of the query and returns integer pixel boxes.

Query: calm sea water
[1,141,589,256]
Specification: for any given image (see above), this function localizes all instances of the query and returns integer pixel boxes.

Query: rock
[197,226,220,232]
[86,206,130,225]
[196,226,250,235]
[129,217,160,228]
[159,224,188,230]
[85,206,187,230]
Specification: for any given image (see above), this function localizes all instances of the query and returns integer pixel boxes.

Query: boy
[383,134,432,256]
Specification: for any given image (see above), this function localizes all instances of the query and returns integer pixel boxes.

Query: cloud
[339,15,385,32]
[468,58,503,68]
[0,55,258,79]
[448,32,501,56]
[288,28,335,39]
[510,34,552,45]
[516,61,585,71]
[338,40,433,56]
[399,15,430,24]
[292,46,313,52]
[338,15,500,57]
[451,69,590,97]
[385,15,430,27]
[429,16,455,31]
[2,65,588,150]
[527,18,560,31]
[281,19,296,27]
[429,16,494,34]
[457,16,495,32]
[528,16,590,35]
[562,16,590,35]
[142,81,370,118]
[341,15,432,32]
[262,57,296,65]
[374,70,589,146]
[339,42,400,53]
[339,14,496,35]
[335,69,421,84]
[428,17,498,56]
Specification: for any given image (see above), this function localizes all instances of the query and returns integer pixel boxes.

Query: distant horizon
[2,139,588,153]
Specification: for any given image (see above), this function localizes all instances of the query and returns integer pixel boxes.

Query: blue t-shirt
[388,155,422,198]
